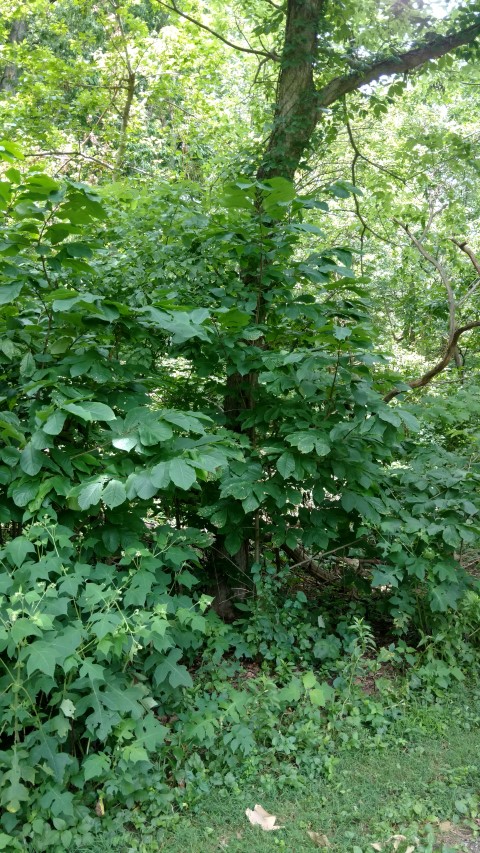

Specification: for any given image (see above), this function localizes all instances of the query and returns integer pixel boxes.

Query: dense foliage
[0,0,479,848]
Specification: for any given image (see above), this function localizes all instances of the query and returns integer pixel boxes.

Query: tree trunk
[0,18,27,92]
[113,71,136,178]
[258,0,326,182]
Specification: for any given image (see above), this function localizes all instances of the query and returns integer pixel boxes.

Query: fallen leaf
[307,830,331,847]
[438,821,454,832]
[372,835,414,852]
[245,804,284,831]
[389,835,407,851]
[95,797,105,817]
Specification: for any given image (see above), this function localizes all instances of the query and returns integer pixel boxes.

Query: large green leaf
[169,459,197,490]
[43,411,67,436]
[78,480,103,510]
[0,282,22,304]
[138,420,173,445]
[112,435,137,451]
[63,401,116,422]
[153,648,193,689]
[25,641,57,677]
[5,537,35,567]
[309,683,335,706]
[20,444,44,476]
[102,479,127,509]
[276,451,296,479]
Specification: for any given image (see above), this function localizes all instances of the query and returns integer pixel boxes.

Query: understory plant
[0,147,479,845]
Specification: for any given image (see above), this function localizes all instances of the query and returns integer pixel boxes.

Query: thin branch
[252,56,270,86]
[114,70,136,177]
[343,102,399,245]
[451,239,480,308]
[343,100,406,184]
[458,278,480,308]
[154,0,278,60]
[107,0,134,75]
[384,320,480,402]
[395,219,456,336]
[24,151,115,170]
[383,225,480,401]
[262,0,284,10]
[159,97,198,117]
[419,198,447,240]
[451,238,480,277]
[63,82,130,90]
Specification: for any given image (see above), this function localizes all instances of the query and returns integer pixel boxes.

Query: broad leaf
[102,479,127,509]
[169,459,197,490]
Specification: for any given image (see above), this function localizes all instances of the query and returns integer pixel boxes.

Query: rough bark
[0,18,27,92]
[258,0,326,181]
[113,70,136,178]
[259,14,480,182]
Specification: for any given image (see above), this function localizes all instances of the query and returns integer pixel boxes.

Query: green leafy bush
[1,151,479,847]
[0,152,236,838]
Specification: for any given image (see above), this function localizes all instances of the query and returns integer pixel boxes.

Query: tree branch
[343,99,406,184]
[450,238,480,307]
[384,320,480,402]
[114,70,136,177]
[24,151,115,170]
[262,0,284,10]
[154,0,278,59]
[344,104,402,246]
[0,17,27,93]
[451,238,480,277]
[317,22,480,108]
[383,225,480,401]
[395,220,456,336]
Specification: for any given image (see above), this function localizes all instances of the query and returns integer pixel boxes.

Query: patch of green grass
[70,693,480,853]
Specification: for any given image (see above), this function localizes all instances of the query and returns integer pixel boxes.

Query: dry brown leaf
[94,797,105,817]
[372,835,414,852]
[389,835,407,851]
[307,830,331,847]
[245,804,284,831]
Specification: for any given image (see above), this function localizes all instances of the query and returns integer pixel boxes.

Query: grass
[72,692,480,853]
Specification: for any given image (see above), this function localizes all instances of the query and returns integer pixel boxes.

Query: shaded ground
[72,693,480,853]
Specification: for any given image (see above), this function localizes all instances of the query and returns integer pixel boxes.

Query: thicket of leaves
[0,137,479,845]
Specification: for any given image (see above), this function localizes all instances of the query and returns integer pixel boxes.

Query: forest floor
[73,690,480,853]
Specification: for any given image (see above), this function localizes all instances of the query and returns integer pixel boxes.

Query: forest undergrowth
[2,0,480,848]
